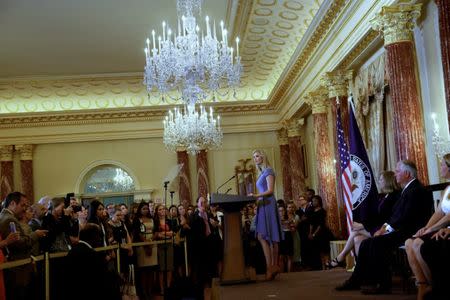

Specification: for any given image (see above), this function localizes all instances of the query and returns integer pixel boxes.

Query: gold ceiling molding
[268,0,347,109]
[0,104,275,129]
[337,29,381,70]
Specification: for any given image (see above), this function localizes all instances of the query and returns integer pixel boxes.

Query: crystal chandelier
[163,104,222,155]
[143,0,242,105]
[431,113,450,159]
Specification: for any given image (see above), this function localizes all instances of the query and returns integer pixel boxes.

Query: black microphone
[216,175,236,193]
[224,188,232,194]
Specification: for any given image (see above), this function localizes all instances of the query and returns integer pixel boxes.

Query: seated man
[336,160,434,294]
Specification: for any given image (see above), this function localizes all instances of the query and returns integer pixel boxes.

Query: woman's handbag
[121,264,139,300]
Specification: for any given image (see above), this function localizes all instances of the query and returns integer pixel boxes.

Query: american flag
[336,103,353,234]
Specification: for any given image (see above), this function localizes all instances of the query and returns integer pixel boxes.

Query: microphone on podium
[216,175,236,193]
[224,188,232,194]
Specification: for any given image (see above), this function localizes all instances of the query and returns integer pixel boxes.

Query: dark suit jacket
[388,179,433,236]
[0,208,33,260]
[66,241,120,300]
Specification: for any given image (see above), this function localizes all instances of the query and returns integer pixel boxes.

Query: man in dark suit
[0,192,47,300]
[66,223,120,300]
[336,160,434,294]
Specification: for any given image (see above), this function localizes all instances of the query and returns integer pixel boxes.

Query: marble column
[277,128,292,202]
[323,71,351,143]
[177,149,192,207]
[0,145,14,201]
[285,119,306,200]
[435,0,450,127]
[305,89,341,237]
[372,4,429,184]
[196,150,209,198]
[15,144,34,203]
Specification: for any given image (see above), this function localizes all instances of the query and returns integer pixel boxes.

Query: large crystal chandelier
[143,0,242,105]
[143,0,240,155]
[163,104,222,155]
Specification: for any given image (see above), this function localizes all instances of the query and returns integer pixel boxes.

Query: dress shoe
[360,284,391,295]
[335,279,360,291]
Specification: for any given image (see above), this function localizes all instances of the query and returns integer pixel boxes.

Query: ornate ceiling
[0,0,323,114]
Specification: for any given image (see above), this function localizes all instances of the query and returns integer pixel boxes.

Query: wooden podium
[211,193,255,285]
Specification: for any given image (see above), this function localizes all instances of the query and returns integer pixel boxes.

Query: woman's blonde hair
[252,149,271,173]
[379,171,399,193]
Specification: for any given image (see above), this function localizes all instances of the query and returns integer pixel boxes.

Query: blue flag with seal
[348,97,379,231]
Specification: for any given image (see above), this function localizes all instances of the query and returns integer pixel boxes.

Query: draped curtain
[353,53,397,188]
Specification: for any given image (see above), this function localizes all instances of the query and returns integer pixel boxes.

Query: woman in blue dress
[249,149,283,280]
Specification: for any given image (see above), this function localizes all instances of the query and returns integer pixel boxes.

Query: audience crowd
[0,157,448,300]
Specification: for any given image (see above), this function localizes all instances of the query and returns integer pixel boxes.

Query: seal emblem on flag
[349,154,372,209]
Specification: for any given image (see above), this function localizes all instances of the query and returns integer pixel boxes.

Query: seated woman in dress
[405,153,450,300]
[326,171,400,268]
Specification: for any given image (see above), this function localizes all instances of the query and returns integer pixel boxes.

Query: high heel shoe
[325,257,345,269]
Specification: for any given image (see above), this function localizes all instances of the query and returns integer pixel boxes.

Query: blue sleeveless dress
[255,167,283,243]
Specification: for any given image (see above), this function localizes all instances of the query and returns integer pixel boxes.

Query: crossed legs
[405,238,432,300]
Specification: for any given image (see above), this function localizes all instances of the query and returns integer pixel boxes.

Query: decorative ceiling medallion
[87,81,102,87]
[74,88,88,96]
[247,35,264,42]
[245,42,262,49]
[60,100,74,110]
[36,90,52,97]
[256,69,271,76]
[279,11,299,21]
[113,97,127,108]
[263,52,278,59]
[276,21,294,30]
[241,56,256,62]
[283,1,304,11]
[42,101,56,111]
[107,80,121,85]
[254,8,273,16]
[257,0,276,6]
[243,48,258,55]
[18,91,33,99]
[78,99,92,109]
[130,96,144,106]
[24,102,38,112]
[95,99,109,109]
[255,75,267,81]
[251,18,270,26]
[5,102,19,113]
[269,38,286,45]
[272,30,289,38]
[55,89,69,97]
[267,45,282,52]
[93,88,106,95]
[249,27,266,34]
[261,58,276,65]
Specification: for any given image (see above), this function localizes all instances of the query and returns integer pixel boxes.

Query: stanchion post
[184,237,189,277]
[45,252,50,300]
[116,245,121,274]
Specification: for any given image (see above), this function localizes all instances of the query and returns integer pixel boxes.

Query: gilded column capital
[15,144,34,160]
[277,128,289,145]
[371,4,421,46]
[305,87,329,114]
[0,145,14,162]
[283,118,304,137]
[321,71,349,98]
